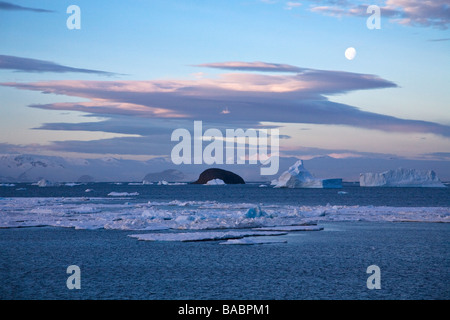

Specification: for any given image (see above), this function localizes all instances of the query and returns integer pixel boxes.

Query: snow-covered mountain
[142,169,186,183]
[1,154,449,183]
[0,154,275,183]
[0,154,182,183]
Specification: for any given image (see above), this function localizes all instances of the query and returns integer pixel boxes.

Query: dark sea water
[1,182,450,206]
[1,223,449,300]
[0,183,449,300]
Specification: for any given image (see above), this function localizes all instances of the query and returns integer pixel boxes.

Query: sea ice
[219,237,287,245]
[245,206,269,218]
[253,225,324,231]
[0,198,448,231]
[107,192,140,196]
[65,183,81,187]
[155,181,187,186]
[69,206,102,214]
[128,230,286,242]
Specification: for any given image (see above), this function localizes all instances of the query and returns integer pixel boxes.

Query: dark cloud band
[0,1,53,13]
[0,55,118,76]
[2,60,449,158]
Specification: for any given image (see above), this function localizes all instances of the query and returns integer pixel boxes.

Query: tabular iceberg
[360,168,446,187]
[273,160,342,189]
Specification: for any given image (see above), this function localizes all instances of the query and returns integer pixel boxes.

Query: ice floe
[253,225,324,231]
[220,237,288,245]
[155,181,187,186]
[107,192,139,197]
[129,230,286,242]
[65,183,81,187]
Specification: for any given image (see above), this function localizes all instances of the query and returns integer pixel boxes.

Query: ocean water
[0,183,449,300]
[1,182,450,207]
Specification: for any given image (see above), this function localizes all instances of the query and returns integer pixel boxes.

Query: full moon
[345,47,356,60]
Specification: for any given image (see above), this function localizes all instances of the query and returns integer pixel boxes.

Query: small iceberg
[107,192,139,197]
[245,206,268,218]
[253,225,324,232]
[205,179,226,185]
[34,179,54,187]
[360,168,446,187]
[65,183,81,187]
[156,180,186,186]
[273,160,342,189]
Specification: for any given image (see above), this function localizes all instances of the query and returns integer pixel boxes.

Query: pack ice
[273,160,342,189]
[360,168,446,187]
[0,198,448,232]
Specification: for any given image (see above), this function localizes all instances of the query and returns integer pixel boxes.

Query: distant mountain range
[0,154,299,183]
[0,154,449,183]
[0,154,184,183]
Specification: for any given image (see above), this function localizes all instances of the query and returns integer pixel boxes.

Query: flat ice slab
[220,237,288,245]
[253,225,324,231]
[128,230,286,242]
[107,192,139,196]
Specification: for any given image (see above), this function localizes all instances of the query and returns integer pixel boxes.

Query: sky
[0,0,449,170]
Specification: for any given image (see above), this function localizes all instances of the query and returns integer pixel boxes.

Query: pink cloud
[3,61,450,138]
[309,0,450,29]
